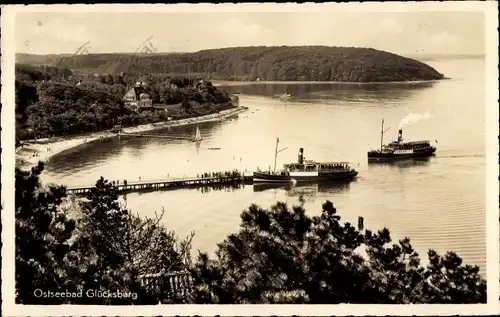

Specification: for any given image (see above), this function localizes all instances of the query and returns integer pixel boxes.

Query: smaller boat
[253,138,358,183]
[367,119,437,162]
[192,125,202,142]
[275,93,292,100]
[274,84,292,100]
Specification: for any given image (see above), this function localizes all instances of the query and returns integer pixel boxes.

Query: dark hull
[368,147,436,162]
[253,171,358,183]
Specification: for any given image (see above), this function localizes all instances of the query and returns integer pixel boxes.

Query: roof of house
[125,86,147,100]
[139,92,150,100]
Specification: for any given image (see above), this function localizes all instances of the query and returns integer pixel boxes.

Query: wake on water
[436,154,485,159]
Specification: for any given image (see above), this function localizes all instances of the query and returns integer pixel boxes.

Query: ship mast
[273,137,288,173]
[380,119,384,150]
[274,137,279,172]
[380,118,391,151]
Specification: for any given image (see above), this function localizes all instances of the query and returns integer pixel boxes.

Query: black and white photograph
[1,2,499,316]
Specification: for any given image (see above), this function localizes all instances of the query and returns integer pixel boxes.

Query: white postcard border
[1,2,499,316]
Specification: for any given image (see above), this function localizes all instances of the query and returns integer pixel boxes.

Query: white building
[123,82,153,110]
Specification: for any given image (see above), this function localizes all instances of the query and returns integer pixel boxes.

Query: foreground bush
[188,201,486,304]
[15,163,192,304]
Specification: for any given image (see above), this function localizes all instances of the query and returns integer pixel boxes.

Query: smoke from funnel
[398,112,431,129]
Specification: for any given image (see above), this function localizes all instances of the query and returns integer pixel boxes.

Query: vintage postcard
[1,2,499,316]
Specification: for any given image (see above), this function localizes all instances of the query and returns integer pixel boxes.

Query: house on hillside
[124,82,153,110]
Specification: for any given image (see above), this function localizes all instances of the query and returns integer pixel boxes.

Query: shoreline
[212,79,447,86]
[15,106,248,171]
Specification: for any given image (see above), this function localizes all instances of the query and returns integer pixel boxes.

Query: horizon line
[15,49,487,57]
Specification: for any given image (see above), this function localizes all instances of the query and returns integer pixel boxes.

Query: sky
[14,10,485,56]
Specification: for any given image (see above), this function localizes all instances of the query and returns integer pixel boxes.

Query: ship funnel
[298,148,304,164]
[398,129,403,142]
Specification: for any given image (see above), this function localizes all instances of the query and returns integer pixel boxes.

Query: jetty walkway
[66,171,253,195]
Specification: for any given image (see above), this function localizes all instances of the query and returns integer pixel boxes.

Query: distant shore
[16,106,248,171]
[213,79,447,87]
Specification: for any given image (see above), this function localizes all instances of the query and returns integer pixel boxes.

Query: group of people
[107,170,243,188]
[111,179,128,186]
[198,170,242,179]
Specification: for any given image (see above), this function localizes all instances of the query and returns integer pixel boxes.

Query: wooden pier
[66,174,253,196]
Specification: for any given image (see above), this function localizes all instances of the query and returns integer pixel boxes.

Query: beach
[15,106,248,171]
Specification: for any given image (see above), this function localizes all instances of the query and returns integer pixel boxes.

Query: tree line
[16,162,486,304]
[15,65,236,142]
[47,46,445,82]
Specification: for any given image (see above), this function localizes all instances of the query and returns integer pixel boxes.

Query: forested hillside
[16,53,73,66]
[15,63,73,82]
[15,65,236,141]
[42,46,445,82]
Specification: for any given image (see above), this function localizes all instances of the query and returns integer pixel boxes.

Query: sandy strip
[15,106,248,170]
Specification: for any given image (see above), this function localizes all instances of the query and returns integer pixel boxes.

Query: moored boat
[274,84,292,100]
[275,93,292,100]
[367,119,437,162]
[253,138,358,183]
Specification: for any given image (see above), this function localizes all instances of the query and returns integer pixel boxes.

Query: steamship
[253,138,358,183]
[367,119,437,161]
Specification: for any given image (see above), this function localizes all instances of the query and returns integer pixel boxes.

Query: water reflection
[220,82,437,102]
[367,156,433,168]
[127,182,247,198]
[253,180,352,197]
[195,141,201,154]
[47,120,230,172]
[126,180,351,199]
[46,137,124,174]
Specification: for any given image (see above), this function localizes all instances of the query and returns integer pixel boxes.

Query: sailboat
[192,125,202,142]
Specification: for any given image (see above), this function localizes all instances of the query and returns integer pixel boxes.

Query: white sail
[193,126,202,142]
